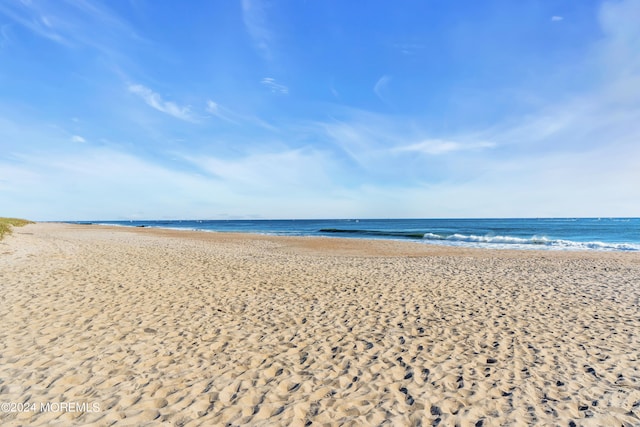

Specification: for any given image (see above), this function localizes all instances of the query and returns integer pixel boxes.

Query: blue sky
[1,0,639,220]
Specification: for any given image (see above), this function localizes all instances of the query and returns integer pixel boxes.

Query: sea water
[74,218,640,252]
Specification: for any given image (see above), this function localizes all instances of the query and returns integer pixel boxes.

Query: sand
[0,223,639,426]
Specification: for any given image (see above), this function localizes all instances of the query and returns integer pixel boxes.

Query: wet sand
[1,223,639,426]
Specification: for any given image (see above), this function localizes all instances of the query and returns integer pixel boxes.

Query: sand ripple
[1,224,639,426]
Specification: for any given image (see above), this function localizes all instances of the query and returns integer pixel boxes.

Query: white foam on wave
[551,239,640,251]
[421,233,640,251]
[423,232,444,240]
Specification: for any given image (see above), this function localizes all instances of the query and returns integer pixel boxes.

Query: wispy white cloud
[551,16,564,22]
[242,0,273,60]
[70,0,140,38]
[390,42,426,56]
[598,0,640,91]
[373,75,391,101]
[317,115,386,168]
[0,147,230,220]
[0,0,148,105]
[395,139,495,155]
[312,111,499,187]
[206,100,239,124]
[1,127,358,219]
[71,135,86,143]
[0,24,12,48]
[128,84,195,122]
[261,77,289,94]
[183,148,335,194]
[0,0,143,52]
[0,113,71,153]
[0,1,69,45]
[205,99,277,130]
[205,100,220,114]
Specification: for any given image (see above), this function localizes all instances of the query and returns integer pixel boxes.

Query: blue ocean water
[75,218,640,252]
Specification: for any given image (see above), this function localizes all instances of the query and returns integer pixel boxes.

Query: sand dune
[1,223,639,426]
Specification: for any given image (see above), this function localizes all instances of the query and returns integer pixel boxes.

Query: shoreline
[1,223,639,426]
[61,221,640,255]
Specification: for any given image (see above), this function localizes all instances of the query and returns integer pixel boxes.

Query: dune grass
[0,217,34,240]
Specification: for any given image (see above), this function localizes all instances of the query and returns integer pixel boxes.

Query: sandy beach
[1,222,639,426]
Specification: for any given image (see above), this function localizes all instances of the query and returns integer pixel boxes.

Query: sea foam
[421,233,640,251]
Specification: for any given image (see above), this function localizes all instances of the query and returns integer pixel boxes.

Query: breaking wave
[319,229,639,251]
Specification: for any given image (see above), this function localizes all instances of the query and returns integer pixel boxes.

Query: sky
[1,0,639,220]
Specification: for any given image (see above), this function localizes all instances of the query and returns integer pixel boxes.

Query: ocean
[74,218,640,252]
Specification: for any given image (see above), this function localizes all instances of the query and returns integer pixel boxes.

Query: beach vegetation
[0,217,34,240]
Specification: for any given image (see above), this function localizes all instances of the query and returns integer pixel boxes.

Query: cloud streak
[128,84,195,122]
[183,148,335,193]
[373,75,391,102]
[0,24,12,49]
[261,78,289,94]
[206,100,239,124]
[242,0,273,60]
[0,1,69,45]
[205,99,277,131]
[391,42,426,55]
[395,139,496,155]
[0,0,143,52]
